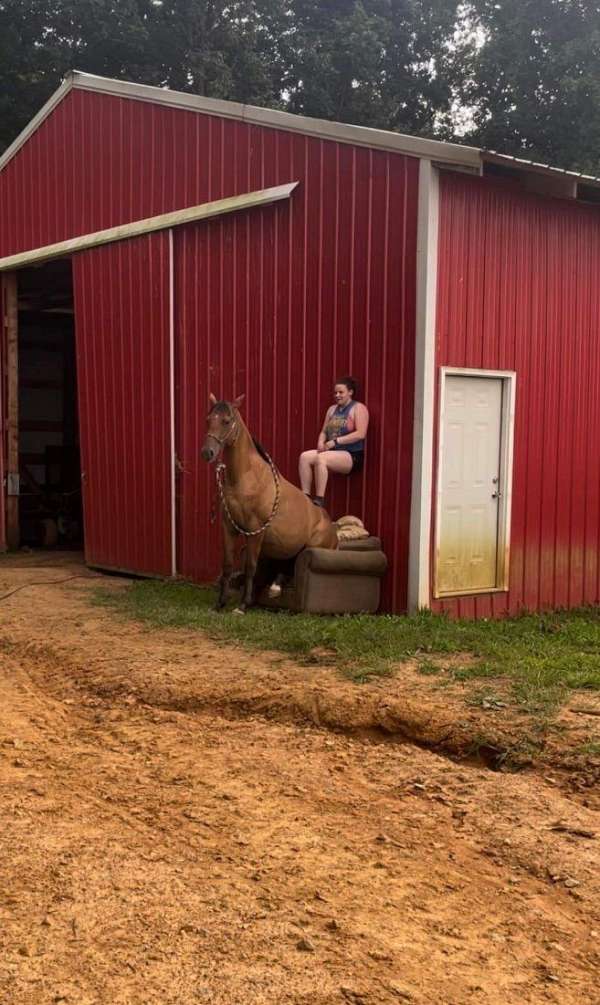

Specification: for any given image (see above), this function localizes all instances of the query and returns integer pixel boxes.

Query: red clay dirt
[0,554,599,1005]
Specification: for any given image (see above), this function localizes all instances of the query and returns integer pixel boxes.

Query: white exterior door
[436,374,504,595]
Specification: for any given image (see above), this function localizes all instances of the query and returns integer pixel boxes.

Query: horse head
[201,392,245,463]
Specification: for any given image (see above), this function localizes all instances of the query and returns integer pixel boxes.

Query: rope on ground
[0,574,102,604]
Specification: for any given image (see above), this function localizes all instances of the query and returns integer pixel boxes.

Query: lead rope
[215,452,281,537]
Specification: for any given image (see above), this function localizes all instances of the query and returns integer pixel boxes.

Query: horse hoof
[233,607,246,616]
[268,582,282,599]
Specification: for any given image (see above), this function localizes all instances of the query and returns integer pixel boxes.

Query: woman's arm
[318,406,335,451]
[334,403,369,447]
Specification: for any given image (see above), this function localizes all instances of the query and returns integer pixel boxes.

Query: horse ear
[209,392,217,406]
[233,394,245,409]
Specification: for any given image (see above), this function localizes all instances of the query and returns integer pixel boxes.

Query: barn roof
[2,70,600,202]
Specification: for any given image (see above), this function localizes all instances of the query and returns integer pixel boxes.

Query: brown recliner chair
[258,536,387,615]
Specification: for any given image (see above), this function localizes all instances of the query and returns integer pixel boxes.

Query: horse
[201,393,338,612]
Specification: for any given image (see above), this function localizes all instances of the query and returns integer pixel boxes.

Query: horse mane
[252,437,271,464]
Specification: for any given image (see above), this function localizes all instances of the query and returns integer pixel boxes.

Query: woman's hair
[336,375,358,397]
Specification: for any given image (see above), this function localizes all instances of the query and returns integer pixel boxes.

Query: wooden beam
[4,273,19,549]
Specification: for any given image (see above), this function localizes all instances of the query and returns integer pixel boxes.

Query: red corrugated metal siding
[435,173,600,616]
[175,141,417,612]
[0,88,418,609]
[72,232,172,575]
[0,277,6,550]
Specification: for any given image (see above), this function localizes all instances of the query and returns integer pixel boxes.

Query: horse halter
[205,403,239,448]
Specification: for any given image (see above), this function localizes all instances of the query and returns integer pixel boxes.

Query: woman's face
[334,383,353,407]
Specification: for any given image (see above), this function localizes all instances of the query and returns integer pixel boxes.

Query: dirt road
[0,555,598,1005]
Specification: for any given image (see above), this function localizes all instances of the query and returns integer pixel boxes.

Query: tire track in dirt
[0,560,599,1004]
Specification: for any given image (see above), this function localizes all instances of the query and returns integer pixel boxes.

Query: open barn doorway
[14,259,83,550]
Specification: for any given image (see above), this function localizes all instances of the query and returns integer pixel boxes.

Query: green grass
[576,741,600,756]
[94,581,600,710]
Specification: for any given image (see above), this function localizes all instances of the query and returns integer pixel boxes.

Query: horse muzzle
[201,442,220,463]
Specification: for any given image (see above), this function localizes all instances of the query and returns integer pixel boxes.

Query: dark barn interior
[16,259,83,548]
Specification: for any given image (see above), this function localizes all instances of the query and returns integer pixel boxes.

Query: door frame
[433,366,517,599]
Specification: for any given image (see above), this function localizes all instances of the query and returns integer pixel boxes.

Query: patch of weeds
[576,741,600,757]
[341,658,397,684]
[466,733,507,770]
[417,659,442,676]
[500,736,547,771]
[466,688,508,711]
[447,661,497,683]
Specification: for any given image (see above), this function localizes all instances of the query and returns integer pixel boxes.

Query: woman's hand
[324,439,336,451]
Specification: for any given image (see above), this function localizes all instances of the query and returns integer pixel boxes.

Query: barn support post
[168,228,177,578]
[407,160,439,612]
[2,272,19,549]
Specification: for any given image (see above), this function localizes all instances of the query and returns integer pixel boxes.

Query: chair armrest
[295,547,388,578]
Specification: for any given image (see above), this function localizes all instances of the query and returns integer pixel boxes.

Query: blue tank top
[325,402,365,454]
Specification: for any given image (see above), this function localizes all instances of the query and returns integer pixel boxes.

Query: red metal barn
[1,72,600,616]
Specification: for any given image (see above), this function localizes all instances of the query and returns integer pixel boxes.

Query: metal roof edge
[4,70,600,192]
[0,73,75,174]
[69,71,482,168]
[482,150,600,189]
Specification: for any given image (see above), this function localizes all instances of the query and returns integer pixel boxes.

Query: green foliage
[2,1,600,174]
[459,0,600,172]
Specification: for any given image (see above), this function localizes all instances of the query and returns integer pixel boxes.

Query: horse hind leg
[268,556,296,598]
[268,572,286,599]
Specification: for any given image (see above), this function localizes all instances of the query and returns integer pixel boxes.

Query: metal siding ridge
[169,228,177,577]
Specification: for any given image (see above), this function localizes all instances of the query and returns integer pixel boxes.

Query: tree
[458,0,600,173]
[0,0,153,152]
[3,0,600,174]
[283,0,463,136]
[0,0,463,153]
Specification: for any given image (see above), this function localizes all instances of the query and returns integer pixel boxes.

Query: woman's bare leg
[299,449,318,494]
[314,450,353,496]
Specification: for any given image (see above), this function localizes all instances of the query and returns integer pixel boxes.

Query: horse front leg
[216,522,237,610]
[235,534,264,614]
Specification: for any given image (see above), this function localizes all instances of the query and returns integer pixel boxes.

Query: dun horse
[201,394,338,611]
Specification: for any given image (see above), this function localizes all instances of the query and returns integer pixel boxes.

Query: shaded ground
[0,554,599,1004]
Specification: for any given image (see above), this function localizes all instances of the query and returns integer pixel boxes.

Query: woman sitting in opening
[299,376,369,507]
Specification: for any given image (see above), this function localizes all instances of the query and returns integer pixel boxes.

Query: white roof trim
[71,71,483,167]
[3,70,600,191]
[483,149,600,187]
[0,182,297,271]
[0,75,74,173]
[0,69,482,176]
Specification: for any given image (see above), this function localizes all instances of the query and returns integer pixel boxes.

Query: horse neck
[223,418,259,482]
